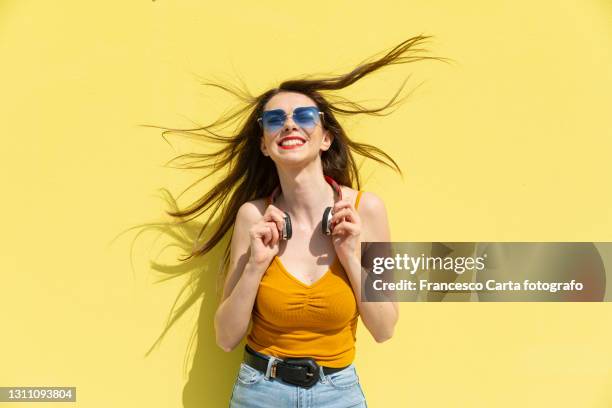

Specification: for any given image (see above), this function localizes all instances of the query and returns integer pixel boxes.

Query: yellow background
[2,0,612,407]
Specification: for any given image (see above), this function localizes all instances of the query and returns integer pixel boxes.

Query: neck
[275,165,337,230]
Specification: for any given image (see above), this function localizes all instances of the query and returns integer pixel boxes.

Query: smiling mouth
[278,137,306,149]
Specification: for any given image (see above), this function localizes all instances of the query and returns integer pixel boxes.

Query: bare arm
[349,192,399,342]
[214,201,286,352]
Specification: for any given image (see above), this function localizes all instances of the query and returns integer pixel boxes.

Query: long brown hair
[120,35,448,356]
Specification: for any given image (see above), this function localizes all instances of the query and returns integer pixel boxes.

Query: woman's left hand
[330,199,362,266]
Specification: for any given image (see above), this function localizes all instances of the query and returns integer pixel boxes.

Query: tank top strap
[354,190,364,210]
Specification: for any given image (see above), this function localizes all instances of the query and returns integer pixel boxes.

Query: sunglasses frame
[257,106,325,132]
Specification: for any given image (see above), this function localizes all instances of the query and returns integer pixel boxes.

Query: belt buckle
[280,358,320,389]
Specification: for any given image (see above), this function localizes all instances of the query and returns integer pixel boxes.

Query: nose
[283,114,299,132]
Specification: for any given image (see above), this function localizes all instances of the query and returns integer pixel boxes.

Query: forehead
[263,92,317,112]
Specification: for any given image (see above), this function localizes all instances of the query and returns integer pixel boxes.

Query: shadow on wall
[182,252,244,408]
[118,214,245,407]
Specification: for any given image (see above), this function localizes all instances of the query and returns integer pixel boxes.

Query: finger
[265,205,287,219]
[257,225,271,246]
[332,201,355,223]
[332,200,354,212]
[266,221,279,245]
[332,221,360,236]
[264,206,288,232]
[263,211,285,231]
[268,224,277,246]
[330,208,355,224]
[264,206,286,222]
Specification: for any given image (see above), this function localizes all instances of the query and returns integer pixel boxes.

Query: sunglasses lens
[262,110,286,132]
[293,107,320,128]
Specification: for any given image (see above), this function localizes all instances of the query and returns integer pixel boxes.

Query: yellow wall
[2,0,611,407]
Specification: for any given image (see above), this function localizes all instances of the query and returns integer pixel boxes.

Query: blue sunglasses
[258,106,324,133]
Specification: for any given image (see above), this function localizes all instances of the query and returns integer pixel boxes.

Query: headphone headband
[323,175,343,200]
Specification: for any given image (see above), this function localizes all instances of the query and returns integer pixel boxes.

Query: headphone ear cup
[322,206,333,235]
[282,211,292,240]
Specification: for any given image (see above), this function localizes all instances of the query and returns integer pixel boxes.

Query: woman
[206,36,441,407]
[217,93,394,407]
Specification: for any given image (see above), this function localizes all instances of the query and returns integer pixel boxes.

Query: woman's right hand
[248,204,286,268]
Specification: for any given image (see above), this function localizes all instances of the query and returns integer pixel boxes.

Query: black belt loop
[243,345,348,389]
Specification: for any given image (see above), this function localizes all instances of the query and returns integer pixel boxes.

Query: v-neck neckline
[273,255,339,289]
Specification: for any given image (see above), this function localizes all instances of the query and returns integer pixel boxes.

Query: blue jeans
[229,361,368,408]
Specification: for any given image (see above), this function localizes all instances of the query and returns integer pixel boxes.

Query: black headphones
[267,175,343,240]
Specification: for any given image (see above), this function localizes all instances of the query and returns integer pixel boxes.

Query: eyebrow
[262,106,318,114]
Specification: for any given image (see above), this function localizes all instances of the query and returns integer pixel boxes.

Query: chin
[273,154,317,168]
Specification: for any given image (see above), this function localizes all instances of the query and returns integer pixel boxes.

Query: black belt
[243,345,348,389]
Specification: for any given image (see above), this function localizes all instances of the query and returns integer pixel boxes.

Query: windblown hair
[124,35,447,356]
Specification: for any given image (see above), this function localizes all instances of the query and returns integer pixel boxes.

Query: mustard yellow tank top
[246,190,364,368]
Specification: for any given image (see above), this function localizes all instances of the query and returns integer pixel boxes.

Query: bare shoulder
[236,198,267,225]
[356,191,386,214]
[339,186,386,214]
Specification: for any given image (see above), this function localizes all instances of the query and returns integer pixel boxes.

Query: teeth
[280,139,305,146]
